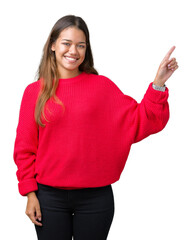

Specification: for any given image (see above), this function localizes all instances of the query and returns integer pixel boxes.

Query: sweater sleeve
[101,75,169,144]
[128,82,169,143]
[13,84,39,196]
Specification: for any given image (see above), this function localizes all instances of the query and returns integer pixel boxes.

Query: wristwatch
[152,83,166,92]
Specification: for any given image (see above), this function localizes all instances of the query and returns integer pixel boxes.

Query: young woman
[13,15,178,240]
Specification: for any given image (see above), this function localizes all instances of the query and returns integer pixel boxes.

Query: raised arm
[131,46,178,143]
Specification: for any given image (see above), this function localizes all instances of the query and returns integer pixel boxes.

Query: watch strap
[152,83,166,92]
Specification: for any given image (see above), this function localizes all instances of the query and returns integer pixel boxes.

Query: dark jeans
[35,183,115,240]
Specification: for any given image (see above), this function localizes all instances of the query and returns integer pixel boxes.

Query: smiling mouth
[64,56,79,63]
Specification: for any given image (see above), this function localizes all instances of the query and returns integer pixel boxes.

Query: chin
[65,66,80,71]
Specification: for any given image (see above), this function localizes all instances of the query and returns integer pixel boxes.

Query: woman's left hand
[153,46,179,87]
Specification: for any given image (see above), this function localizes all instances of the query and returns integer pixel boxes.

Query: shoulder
[22,80,41,101]
[24,79,40,93]
[87,73,116,84]
[24,80,40,92]
[86,73,124,95]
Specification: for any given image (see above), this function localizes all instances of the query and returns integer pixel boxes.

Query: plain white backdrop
[0,0,191,239]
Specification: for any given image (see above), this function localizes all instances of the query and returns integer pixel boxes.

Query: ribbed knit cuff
[145,83,169,104]
[18,178,38,196]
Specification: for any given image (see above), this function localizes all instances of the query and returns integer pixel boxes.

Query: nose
[68,44,78,55]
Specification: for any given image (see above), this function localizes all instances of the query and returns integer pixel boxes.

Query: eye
[78,44,86,49]
[62,42,70,46]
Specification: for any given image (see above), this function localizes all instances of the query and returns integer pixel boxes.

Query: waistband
[37,182,111,191]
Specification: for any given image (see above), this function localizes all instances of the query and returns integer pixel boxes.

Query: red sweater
[13,72,169,196]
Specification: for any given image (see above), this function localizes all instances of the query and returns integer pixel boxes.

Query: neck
[58,69,81,79]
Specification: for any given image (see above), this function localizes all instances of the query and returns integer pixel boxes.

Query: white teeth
[65,56,77,62]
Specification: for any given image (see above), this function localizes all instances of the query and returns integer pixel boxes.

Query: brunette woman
[13,15,178,240]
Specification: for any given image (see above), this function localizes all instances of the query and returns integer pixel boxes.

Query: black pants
[35,183,115,240]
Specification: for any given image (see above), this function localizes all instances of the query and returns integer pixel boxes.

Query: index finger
[163,46,176,61]
[29,214,43,226]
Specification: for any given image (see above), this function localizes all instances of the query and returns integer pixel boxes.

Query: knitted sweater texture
[13,72,169,196]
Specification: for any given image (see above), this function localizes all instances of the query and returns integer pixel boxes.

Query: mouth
[64,56,79,63]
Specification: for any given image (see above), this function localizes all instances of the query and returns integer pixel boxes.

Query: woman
[13,15,178,240]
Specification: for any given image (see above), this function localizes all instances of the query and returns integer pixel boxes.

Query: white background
[0,0,191,239]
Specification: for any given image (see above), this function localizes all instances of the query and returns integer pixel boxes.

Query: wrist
[26,191,36,198]
[153,80,165,87]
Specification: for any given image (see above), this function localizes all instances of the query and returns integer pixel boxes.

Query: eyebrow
[61,39,86,44]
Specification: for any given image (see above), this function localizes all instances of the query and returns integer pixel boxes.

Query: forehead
[58,27,86,42]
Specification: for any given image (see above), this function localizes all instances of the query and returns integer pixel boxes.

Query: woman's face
[51,26,87,78]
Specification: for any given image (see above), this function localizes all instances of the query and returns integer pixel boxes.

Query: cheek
[80,49,86,59]
[56,45,68,55]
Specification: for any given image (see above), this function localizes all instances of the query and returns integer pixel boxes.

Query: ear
[51,42,56,51]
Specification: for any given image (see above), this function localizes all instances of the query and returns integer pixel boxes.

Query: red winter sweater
[13,72,169,196]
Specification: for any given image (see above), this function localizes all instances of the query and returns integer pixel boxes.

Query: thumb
[161,58,171,68]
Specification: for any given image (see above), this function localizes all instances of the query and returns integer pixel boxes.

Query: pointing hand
[153,46,179,87]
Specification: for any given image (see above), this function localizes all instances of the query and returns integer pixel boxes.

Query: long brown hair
[35,15,98,128]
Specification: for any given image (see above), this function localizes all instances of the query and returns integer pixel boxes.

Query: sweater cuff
[145,83,169,104]
[18,178,38,196]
